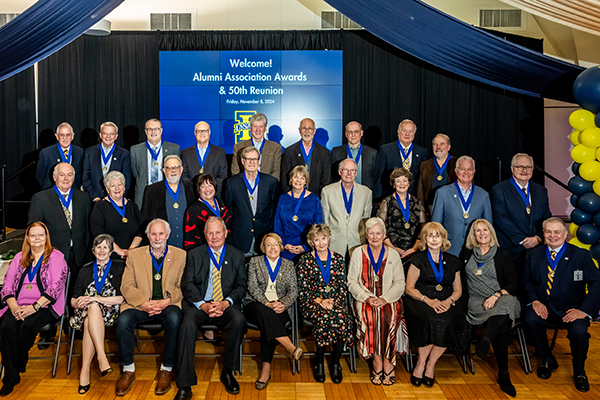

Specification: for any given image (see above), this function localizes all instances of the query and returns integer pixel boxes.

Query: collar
[209,245,224,255]
[548,243,565,254]
[101,143,114,152]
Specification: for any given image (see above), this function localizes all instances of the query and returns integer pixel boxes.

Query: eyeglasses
[243,157,259,163]
[145,128,161,133]
[514,165,533,172]
[341,169,357,174]
[457,168,474,172]
[426,234,441,239]
[56,134,73,139]
[195,129,210,135]
[101,131,117,137]
[164,166,182,171]
[346,130,361,135]
[300,127,314,132]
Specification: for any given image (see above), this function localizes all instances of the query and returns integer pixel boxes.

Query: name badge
[574,270,583,281]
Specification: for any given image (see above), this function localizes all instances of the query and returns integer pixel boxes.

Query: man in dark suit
[82,121,132,202]
[491,153,552,261]
[231,113,282,180]
[523,218,600,392]
[374,119,428,199]
[174,217,247,399]
[36,122,84,190]
[181,121,228,197]
[141,155,195,249]
[130,118,181,208]
[224,146,279,256]
[416,133,457,219]
[281,118,331,195]
[329,121,377,190]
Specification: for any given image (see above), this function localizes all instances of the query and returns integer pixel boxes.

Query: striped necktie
[61,194,72,228]
[151,146,159,184]
[546,250,556,296]
[64,148,69,159]
[212,251,223,301]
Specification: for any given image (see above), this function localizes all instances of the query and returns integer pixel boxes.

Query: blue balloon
[568,176,594,195]
[571,208,593,225]
[573,66,600,113]
[591,243,600,261]
[593,210,600,227]
[578,192,600,213]
[577,223,600,245]
[571,194,579,207]
[572,162,581,175]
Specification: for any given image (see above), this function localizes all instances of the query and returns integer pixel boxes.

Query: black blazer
[281,140,331,195]
[140,180,195,232]
[82,144,132,200]
[374,141,428,199]
[182,244,247,305]
[72,259,126,297]
[28,187,91,268]
[180,144,228,197]
[223,172,280,254]
[523,243,600,318]
[329,144,377,190]
[36,144,84,189]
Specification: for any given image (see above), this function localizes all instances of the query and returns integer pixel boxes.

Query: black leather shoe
[220,370,240,394]
[313,363,325,383]
[0,385,14,397]
[422,375,435,387]
[537,359,558,380]
[410,374,422,387]
[498,372,516,397]
[575,373,590,392]
[330,364,343,384]
[174,387,193,400]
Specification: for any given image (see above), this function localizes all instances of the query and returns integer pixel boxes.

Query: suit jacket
[321,182,373,255]
[223,172,280,253]
[523,243,600,318]
[181,244,247,306]
[120,245,187,311]
[28,187,91,268]
[36,144,84,190]
[491,179,552,259]
[329,144,377,190]
[180,144,228,197]
[416,156,458,216]
[374,141,428,198]
[231,139,282,180]
[82,144,132,200]
[130,140,181,207]
[140,180,195,234]
[431,183,493,257]
[281,140,331,195]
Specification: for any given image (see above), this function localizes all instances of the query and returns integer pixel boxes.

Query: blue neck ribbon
[434,154,451,179]
[195,143,211,170]
[427,249,444,284]
[252,138,265,154]
[264,256,282,283]
[394,192,411,225]
[151,245,168,275]
[346,143,362,165]
[27,255,44,283]
[243,172,260,197]
[546,245,567,272]
[367,245,385,275]
[476,262,484,270]
[108,196,126,219]
[57,143,72,164]
[341,183,354,215]
[209,245,226,272]
[314,250,331,286]
[101,144,115,166]
[93,259,113,293]
[397,141,413,163]
[146,141,162,163]
[292,189,306,220]
[301,141,315,166]
[454,181,474,214]
[510,177,531,208]
[164,180,180,204]
[54,185,72,210]
[201,197,221,218]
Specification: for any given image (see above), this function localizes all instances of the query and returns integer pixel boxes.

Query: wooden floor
[4,321,600,399]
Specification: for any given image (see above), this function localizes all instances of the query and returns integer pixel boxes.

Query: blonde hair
[288,165,310,187]
[465,219,499,249]
[260,233,284,253]
[306,224,332,249]
[418,222,451,252]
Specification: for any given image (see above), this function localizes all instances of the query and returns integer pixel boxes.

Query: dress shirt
[302,142,313,170]
[197,143,208,159]
[194,245,234,308]
[165,187,187,248]
[101,144,114,173]
[400,145,413,168]
[458,183,473,212]
[348,145,363,185]
[56,188,73,215]
[146,142,164,184]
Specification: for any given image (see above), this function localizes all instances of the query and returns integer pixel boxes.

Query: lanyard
[346,143,362,165]
[165,180,180,204]
[243,172,260,197]
[394,192,410,224]
[342,183,354,215]
[265,256,282,282]
[293,189,306,219]
[151,245,168,274]
[101,144,115,166]
[54,186,72,210]
[427,249,444,284]
[367,245,385,275]
[57,143,72,164]
[314,250,331,285]
[146,141,162,164]
[209,245,225,272]
[93,259,113,293]
[195,143,211,170]
[27,256,44,282]
[201,197,221,218]
[454,181,474,213]
[108,196,126,219]
[434,154,451,178]
[301,141,315,166]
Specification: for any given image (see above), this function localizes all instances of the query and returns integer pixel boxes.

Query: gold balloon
[571,144,596,163]
[580,127,600,148]
[569,109,596,131]
[569,222,579,238]
[570,130,581,146]
[579,160,600,181]
[569,237,591,250]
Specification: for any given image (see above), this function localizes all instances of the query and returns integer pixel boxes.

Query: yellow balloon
[569,109,596,131]
[571,144,596,163]
[570,130,581,146]
[580,127,600,148]
[569,222,579,238]
[580,160,600,181]
[569,237,591,250]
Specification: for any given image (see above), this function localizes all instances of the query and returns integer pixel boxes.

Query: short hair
[145,218,172,236]
[288,165,310,187]
[100,121,118,134]
[511,153,534,168]
[345,121,362,131]
[56,122,74,134]
[145,118,162,128]
[163,154,182,165]
[338,158,357,172]
[465,219,499,249]
[195,121,210,130]
[389,167,413,187]
[241,145,261,160]
[543,217,566,231]
[456,155,475,170]
[365,217,386,237]
[205,216,227,232]
[103,170,126,190]
[306,224,332,249]
[250,113,268,127]
[260,233,284,253]
[418,222,452,252]
[398,119,417,133]
[53,162,75,179]
[92,234,115,253]
[196,173,217,194]
[432,133,451,145]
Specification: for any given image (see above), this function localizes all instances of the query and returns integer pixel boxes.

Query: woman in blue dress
[274,165,323,260]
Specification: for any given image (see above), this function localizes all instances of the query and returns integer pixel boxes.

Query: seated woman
[297,224,353,384]
[274,165,323,260]
[90,171,142,259]
[243,233,302,390]
[70,234,125,394]
[0,222,68,396]
[404,222,470,388]
[460,219,520,397]
[348,217,406,386]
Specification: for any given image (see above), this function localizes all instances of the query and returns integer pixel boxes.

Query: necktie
[64,149,69,158]
[547,250,556,296]
[212,251,223,301]
[402,148,410,169]
[61,194,72,228]
[151,146,159,184]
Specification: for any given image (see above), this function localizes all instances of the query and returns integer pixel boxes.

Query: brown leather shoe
[115,371,136,396]
[155,370,172,395]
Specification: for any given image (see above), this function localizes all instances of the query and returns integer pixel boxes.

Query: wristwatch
[33,302,41,312]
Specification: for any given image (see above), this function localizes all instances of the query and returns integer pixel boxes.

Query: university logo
[233,111,256,143]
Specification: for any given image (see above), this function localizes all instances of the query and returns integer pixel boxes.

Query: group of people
[0,114,597,399]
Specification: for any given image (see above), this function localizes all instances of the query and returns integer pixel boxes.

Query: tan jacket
[231,139,282,180]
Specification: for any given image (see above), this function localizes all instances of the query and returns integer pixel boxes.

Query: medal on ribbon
[195,143,211,174]
[434,154,451,182]
[427,249,444,291]
[301,141,315,168]
[165,180,181,209]
[395,192,411,230]
[475,261,484,276]
[367,245,385,282]
[341,183,353,219]
[546,245,566,278]
[510,177,532,215]
[454,181,474,219]
[26,256,44,289]
[292,188,306,222]
[146,141,162,167]
[151,245,168,280]
[243,172,260,202]
[265,256,282,284]
[252,138,265,154]
[54,186,73,217]
[93,259,113,292]
[101,144,115,173]
[397,141,413,169]
[201,197,221,218]
[209,245,226,272]
[108,196,128,223]
[57,143,72,164]
[346,143,362,165]
[314,250,332,292]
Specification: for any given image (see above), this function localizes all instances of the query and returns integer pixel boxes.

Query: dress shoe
[313,363,325,383]
[78,383,91,394]
[255,376,270,390]
[0,384,14,397]
[155,369,172,395]
[537,359,558,380]
[115,371,136,396]
[422,374,435,387]
[173,387,193,400]
[330,364,343,384]
[575,373,590,392]
[475,337,491,360]
[220,369,240,394]
[410,373,422,387]
[498,371,516,397]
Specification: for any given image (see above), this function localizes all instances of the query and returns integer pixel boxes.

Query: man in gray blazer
[329,121,377,190]
[431,155,493,256]
[130,118,181,208]
[231,113,282,180]
[321,159,372,257]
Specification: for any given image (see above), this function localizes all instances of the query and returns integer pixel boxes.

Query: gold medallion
[463,212,469,219]
[173,202,179,209]
[65,209,71,217]
[324,286,331,293]
[437,175,443,181]
[154,161,159,167]
[404,222,410,229]
[292,215,298,222]
[122,217,128,223]
[199,167,204,174]
[269,284,276,291]
[154,273,161,280]
[346,215,350,221]
[249,195,254,201]
[103,166,108,172]
[436,284,443,291]
[474,269,482,276]
[549,270,555,278]
[373,276,379,282]
[526,207,531,215]
[26,284,33,290]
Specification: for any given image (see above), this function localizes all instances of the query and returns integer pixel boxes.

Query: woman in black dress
[404,222,469,387]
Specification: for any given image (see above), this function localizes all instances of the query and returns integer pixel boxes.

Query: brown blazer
[231,139,282,180]
[120,245,187,311]
[417,156,457,216]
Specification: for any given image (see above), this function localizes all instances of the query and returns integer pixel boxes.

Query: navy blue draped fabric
[324,0,583,102]
[0,0,125,82]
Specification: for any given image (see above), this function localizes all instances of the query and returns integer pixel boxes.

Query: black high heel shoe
[422,374,435,387]
[101,367,113,377]
[78,383,91,394]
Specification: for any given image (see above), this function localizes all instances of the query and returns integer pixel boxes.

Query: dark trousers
[482,315,511,372]
[116,305,181,367]
[244,302,291,363]
[523,306,590,375]
[0,308,55,385]
[176,301,246,388]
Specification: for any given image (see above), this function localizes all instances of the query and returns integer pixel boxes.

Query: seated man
[175,217,247,399]
[523,217,600,392]
[115,218,186,396]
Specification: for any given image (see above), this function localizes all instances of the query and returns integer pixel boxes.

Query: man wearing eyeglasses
[491,153,551,261]
[130,118,181,208]
[140,155,195,249]
[181,121,228,197]
[37,122,84,190]
[281,118,331,196]
[329,121,377,190]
